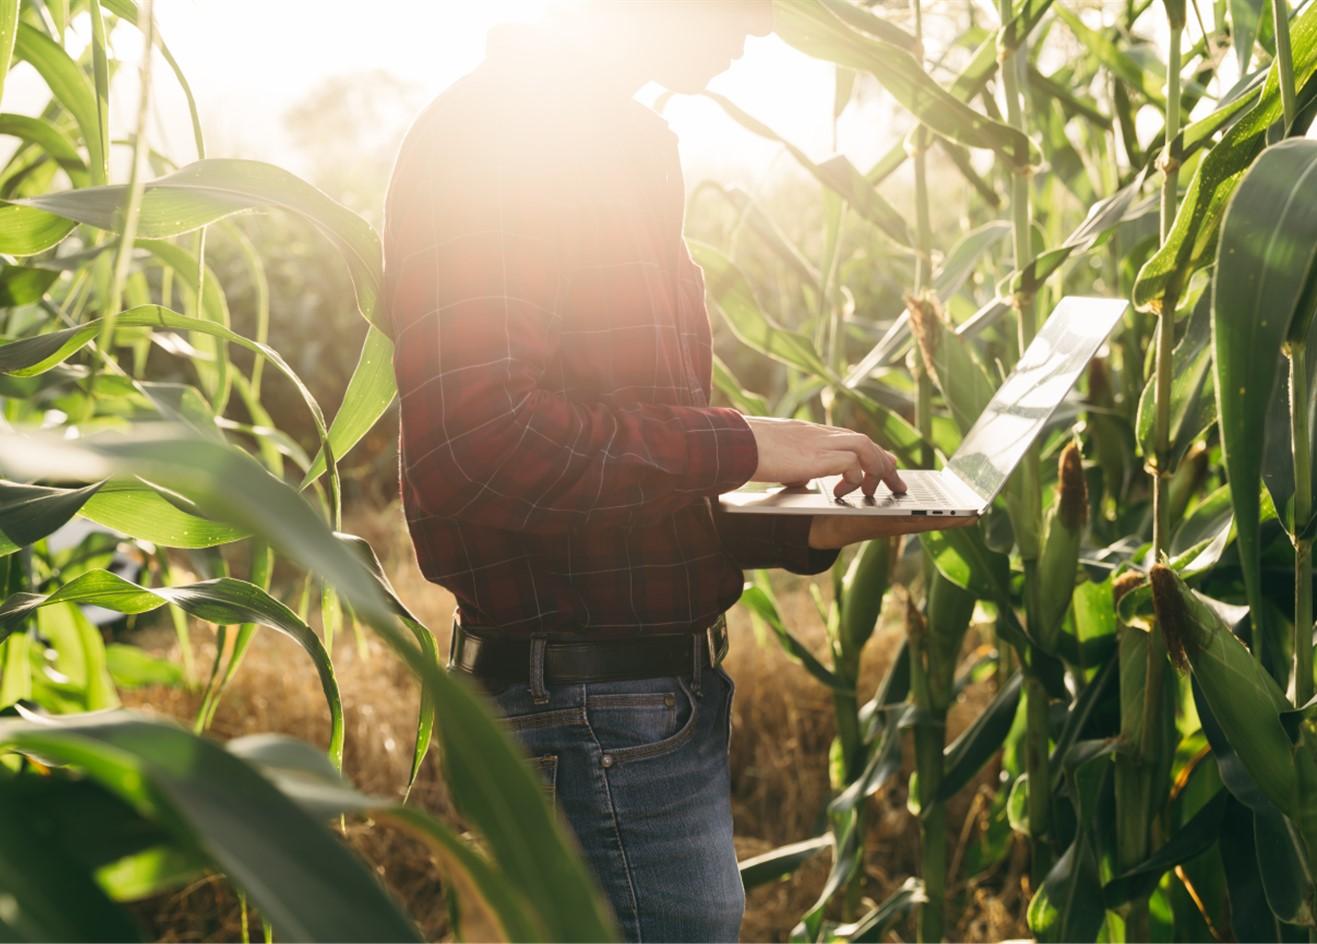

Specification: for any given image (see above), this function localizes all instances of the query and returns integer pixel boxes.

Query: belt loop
[447,614,462,670]
[690,634,703,696]
[529,635,550,704]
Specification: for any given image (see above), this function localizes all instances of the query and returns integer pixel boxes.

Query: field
[1,0,1315,941]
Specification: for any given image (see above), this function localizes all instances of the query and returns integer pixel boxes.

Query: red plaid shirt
[382,26,836,638]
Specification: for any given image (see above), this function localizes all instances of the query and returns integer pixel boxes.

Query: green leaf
[1232,0,1265,71]
[82,480,250,548]
[106,643,184,689]
[0,713,421,942]
[1103,790,1226,905]
[0,112,88,182]
[907,298,996,435]
[1028,836,1107,941]
[738,583,852,692]
[0,777,143,941]
[1134,2,1317,308]
[1028,748,1111,941]
[2,160,381,325]
[0,261,59,306]
[775,0,1037,165]
[1253,801,1315,924]
[12,21,105,186]
[1054,5,1166,106]
[702,90,910,244]
[301,325,396,488]
[0,570,344,766]
[38,601,118,711]
[739,835,830,889]
[0,430,618,942]
[939,670,1023,799]
[0,304,334,514]
[1136,293,1214,458]
[711,354,770,416]
[692,241,834,378]
[920,524,1011,603]
[1151,566,1297,815]
[0,479,100,556]
[0,2,18,112]
[1211,138,1317,633]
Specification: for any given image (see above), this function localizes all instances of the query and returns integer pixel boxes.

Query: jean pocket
[585,676,699,765]
[530,753,559,808]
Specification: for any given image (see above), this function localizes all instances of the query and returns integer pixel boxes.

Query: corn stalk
[993,0,1055,886]
[1292,335,1313,707]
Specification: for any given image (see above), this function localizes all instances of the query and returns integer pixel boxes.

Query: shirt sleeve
[710,505,841,575]
[386,123,760,536]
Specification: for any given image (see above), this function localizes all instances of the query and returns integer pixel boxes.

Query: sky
[135,0,883,188]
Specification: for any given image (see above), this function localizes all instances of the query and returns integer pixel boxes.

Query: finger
[882,449,908,494]
[821,452,865,499]
[838,433,905,497]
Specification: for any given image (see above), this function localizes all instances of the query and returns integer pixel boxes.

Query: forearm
[712,506,840,575]
[401,382,759,534]
[806,513,979,549]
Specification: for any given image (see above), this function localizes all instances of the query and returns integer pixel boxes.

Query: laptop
[717,296,1128,519]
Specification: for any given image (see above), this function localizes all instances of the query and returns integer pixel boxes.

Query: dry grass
[123,502,1026,942]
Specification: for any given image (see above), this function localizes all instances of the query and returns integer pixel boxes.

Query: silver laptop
[718,296,1128,519]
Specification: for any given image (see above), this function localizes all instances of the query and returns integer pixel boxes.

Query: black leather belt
[448,613,729,689]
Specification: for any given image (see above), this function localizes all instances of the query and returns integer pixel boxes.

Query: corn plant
[0,1,616,939]
[700,0,1316,938]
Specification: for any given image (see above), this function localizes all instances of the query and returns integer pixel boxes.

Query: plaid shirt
[382,26,836,638]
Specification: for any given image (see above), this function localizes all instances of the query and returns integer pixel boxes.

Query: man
[381,2,971,940]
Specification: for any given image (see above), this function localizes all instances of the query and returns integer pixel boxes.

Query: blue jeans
[487,661,744,942]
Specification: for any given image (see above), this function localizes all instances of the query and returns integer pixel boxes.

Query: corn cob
[1150,564,1297,815]
[1037,442,1088,651]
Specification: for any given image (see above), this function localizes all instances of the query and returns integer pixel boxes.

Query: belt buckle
[705,613,728,668]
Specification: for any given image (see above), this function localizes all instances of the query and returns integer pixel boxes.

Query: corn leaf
[12,21,105,187]
[0,713,420,942]
[0,778,143,941]
[939,670,1023,799]
[0,429,618,942]
[1,160,381,325]
[739,582,852,692]
[692,240,834,378]
[1134,2,1317,308]
[739,835,831,889]
[0,570,344,765]
[1136,293,1214,459]
[1054,6,1167,106]
[701,91,910,244]
[775,0,1037,165]
[1211,138,1317,631]
[920,525,1011,603]
[1028,745,1110,941]
[0,479,99,555]
[1232,0,1265,72]
[1103,789,1227,905]
[1151,566,1297,816]
[300,325,395,488]
[0,304,334,508]
[0,2,17,111]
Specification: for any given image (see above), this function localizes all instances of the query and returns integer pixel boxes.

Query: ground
[123,502,1027,942]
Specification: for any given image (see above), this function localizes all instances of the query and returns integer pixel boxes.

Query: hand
[744,416,906,500]
[807,514,978,550]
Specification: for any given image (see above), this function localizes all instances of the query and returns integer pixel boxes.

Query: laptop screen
[946,296,1128,504]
